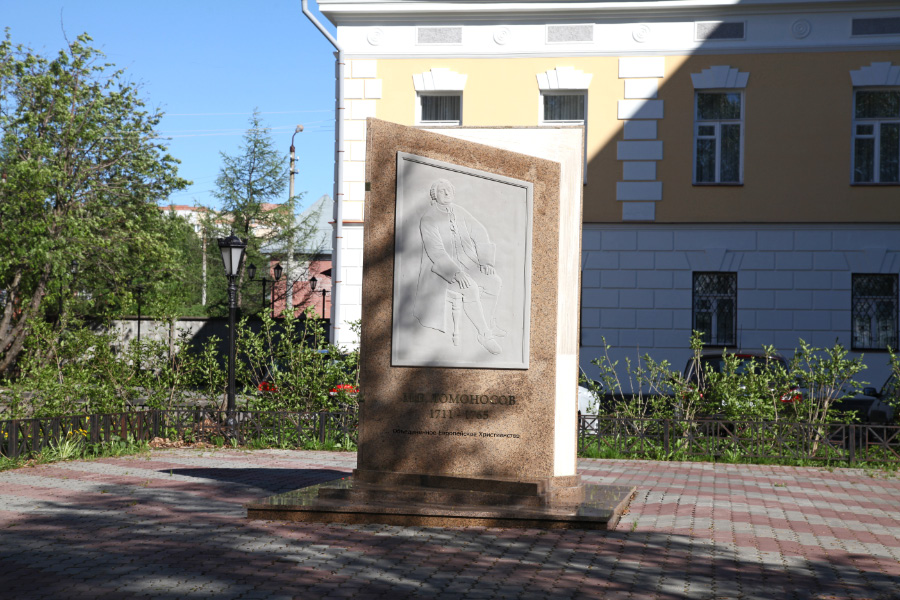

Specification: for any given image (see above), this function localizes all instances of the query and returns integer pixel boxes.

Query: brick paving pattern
[0,450,898,599]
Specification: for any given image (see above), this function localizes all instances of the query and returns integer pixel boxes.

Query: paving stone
[1,450,900,599]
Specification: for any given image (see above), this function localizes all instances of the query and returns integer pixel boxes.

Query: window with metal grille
[693,272,737,347]
[852,274,898,350]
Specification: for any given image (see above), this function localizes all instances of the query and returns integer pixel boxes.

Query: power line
[157,128,334,139]
[165,109,334,117]
[156,124,334,135]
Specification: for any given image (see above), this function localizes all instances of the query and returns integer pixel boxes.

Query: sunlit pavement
[0,449,898,599]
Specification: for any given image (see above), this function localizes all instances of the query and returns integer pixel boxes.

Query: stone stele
[246,119,634,529]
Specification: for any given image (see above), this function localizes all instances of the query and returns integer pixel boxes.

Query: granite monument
[246,119,634,529]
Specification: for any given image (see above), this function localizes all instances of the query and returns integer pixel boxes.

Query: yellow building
[314,0,900,383]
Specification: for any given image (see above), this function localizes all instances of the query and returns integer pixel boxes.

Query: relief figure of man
[414,179,505,354]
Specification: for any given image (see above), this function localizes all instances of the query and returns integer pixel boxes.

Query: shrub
[1,312,359,418]
[584,333,869,429]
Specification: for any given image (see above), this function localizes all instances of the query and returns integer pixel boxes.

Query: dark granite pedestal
[245,473,635,530]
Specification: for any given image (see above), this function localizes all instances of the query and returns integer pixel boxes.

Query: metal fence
[579,415,900,464]
[0,408,358,460]
[5,409,898,465]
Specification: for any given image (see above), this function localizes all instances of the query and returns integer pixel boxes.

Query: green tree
[205,112,320,314]
[153,208,206,317]
[0,31,189,373]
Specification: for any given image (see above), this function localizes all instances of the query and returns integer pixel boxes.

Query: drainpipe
[302,0,344,346]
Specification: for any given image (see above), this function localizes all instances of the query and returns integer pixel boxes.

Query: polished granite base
[245,476,636,530]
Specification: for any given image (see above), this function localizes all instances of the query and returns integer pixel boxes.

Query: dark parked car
[835,373,897,423]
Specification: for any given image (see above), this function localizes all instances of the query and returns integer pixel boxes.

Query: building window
[852,274,898,350]
[416,93,461,125]
[693,272,737,347]
[541,92,586,123]
[852,89,900,184]
[694,91,743,184]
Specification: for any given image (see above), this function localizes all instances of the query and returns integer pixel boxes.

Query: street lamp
[309,276,328,319]
[247,262,283,315]
[217,233,247,429]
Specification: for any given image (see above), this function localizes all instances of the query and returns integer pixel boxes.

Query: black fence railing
[4,409,898,465]
[1,409,358,460]
[579,415,900,465]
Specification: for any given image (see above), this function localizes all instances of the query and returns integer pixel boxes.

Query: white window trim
[851,87,900,185]
[539,90,587,125]
[539,90,588,184]
[416,91,462,126]
[692,90,745,185]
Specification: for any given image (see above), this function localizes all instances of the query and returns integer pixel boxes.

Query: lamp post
[284,125,304,314]
[247,262,283,315]
[133,283,145,374]
[309,276,328,319]
[217,233,247,429]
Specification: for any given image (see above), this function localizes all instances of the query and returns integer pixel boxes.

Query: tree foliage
[213,111,293,240]
[0,30,189,373]
[204,112,321,313]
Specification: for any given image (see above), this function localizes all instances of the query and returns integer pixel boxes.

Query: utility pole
[285,125,303,315]
[201,232,207,306]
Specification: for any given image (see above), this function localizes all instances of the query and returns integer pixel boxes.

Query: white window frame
[851,87,900,185]
[415,92,462,126]
[692,90,744,185]
[540,91,588,183]
[539,90,587,125]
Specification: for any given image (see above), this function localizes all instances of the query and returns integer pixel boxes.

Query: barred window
[852,274,898,350]
[693,272,737,347]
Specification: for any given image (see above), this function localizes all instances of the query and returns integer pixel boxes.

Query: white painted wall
[580,224,900,388]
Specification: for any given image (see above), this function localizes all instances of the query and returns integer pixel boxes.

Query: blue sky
[3,0,338,211]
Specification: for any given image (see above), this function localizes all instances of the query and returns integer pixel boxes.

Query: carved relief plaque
[392,152,532,369]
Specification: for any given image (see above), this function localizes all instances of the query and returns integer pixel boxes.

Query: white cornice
[329,3,900,56]
[344,43,900,60]
[319,0,897,23]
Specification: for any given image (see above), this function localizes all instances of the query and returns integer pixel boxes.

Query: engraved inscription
[429,409,489,420]
[393,429,521,439]
[392,153,532,369]
[401,392,517,406]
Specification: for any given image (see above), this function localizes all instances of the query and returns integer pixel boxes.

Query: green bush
[236,310,359,413]
[1,312,359,419]
[584,332,871,428]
